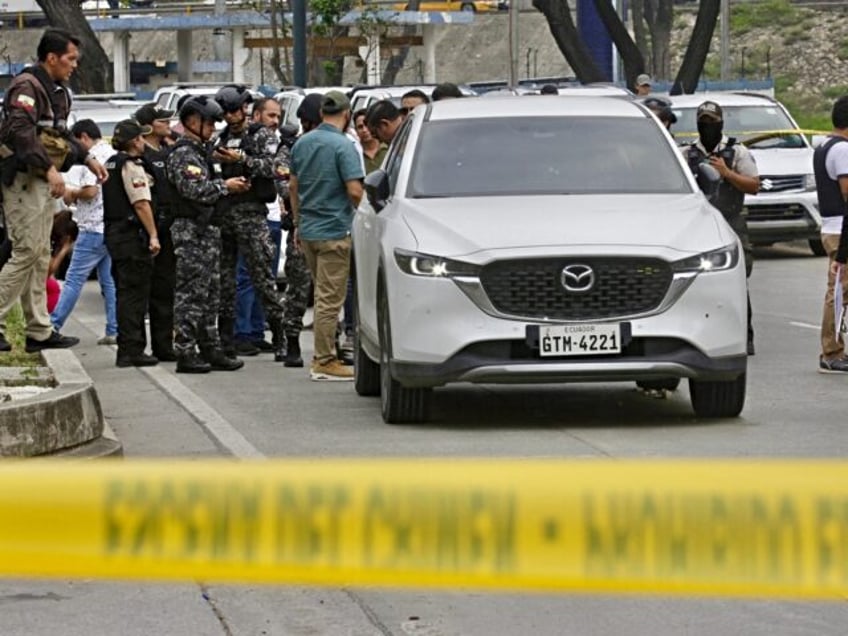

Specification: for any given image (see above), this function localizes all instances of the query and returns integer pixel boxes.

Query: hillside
[1,2,847,123]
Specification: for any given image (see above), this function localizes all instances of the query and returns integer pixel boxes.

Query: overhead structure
[84,9,475,91]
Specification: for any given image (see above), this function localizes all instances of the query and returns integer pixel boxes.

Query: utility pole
[213,0,228,63]
[508,0,519,87]
[293,0,308,87]
[720,0,730,81]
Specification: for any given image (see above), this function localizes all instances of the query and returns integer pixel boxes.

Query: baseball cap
[322,90,351,115]
[112,119,152,145]
[636,73,652,87]
[296,93,324,125]
[696,100,723,122]
[134,103,175,126]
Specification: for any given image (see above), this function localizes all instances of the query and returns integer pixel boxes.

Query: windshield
[409,117,691,197]
[672,104,804,148]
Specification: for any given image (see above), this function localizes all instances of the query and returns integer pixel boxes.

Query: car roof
[667,92,778,108]
[425,95,649,121]
[557,85,634,97]
[352,84,476,98]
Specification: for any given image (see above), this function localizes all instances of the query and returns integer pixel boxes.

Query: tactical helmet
[214,85,253,113]
[179,95,224,123]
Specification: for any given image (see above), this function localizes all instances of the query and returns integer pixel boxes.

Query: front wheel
[689,374,746,418]
[378,287,432,424]
[354,284,380,397]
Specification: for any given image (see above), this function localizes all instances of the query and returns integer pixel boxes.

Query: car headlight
[394,249,480,278]
[672,244,739,273]
[804,174,816,191]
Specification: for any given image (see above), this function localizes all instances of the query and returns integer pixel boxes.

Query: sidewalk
[0,283,385,636]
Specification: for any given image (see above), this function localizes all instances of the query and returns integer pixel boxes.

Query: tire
[636,378,681,392]
[689,373,746,418]
[809,238,827,257]
[460,2,476,11]
[378,286,432,424]
[354,283,380,397]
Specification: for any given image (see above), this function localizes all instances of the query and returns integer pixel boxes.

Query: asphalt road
[2,242,847,635]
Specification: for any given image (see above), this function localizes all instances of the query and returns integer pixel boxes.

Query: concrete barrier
[0,350,122,458]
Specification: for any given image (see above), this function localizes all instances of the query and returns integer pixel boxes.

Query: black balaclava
[698,120,723,153]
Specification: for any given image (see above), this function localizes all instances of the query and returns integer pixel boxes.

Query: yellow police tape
[0,459,846,599]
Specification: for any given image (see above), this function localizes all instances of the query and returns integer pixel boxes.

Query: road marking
[790,321,819,330]
[73,307,264,459]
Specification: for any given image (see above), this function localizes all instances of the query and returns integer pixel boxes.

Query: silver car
[354,97,748,424]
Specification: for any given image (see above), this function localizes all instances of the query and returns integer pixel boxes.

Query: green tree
[37,0,112,92]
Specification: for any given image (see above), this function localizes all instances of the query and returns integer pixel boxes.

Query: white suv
[353,96,748,424]
[669,92,822,255]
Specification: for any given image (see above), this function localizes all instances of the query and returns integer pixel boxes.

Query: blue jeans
[51,231,117,337]
[235,220,282,342]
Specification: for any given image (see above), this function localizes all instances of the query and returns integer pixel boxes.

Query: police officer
[166,96,250,373]
[275,94,323,368]
[213,85,288,362]
[643,96,677,133]
[0,29,108,352]
[134,102,178,361]
[102,119,160,368]
[687,100,760,355]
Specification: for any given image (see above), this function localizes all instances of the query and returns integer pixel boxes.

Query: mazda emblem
[561,264,595,293]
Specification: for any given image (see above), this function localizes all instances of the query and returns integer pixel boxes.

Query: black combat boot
[200,346,245,371]
[176,352,212,374]
[284,335,303,368]
[271,321,287,363]
[218,316,237,358]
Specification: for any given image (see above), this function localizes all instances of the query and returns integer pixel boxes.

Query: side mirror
[364,169,390,212]
[696,162,721,202]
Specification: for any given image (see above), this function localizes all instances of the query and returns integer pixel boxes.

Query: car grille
[479,258,673,320]
[758,175,804,193]
[745,203,808,222]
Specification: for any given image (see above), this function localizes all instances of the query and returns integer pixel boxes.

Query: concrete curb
[0,350,122,458]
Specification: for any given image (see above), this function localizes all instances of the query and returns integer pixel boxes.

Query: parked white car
[353,96,748,424]
[669,92,823,255]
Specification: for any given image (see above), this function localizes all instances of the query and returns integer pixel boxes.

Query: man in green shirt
[289,91,364,381]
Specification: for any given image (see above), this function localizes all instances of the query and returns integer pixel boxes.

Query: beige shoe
[97,335,118,346]
[310,359,354,381]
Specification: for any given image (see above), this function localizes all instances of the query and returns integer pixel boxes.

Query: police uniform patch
[275,165,290,180]
[131,177,147,189]
[183,165,203,179]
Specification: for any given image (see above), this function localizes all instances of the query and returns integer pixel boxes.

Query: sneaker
[116,353,159,368]
[233,341,261,357]
[0,333,10,353]
[98,335,118,346]
[819,356,848,374]
[25,331,79,352]
[310,359,354,381]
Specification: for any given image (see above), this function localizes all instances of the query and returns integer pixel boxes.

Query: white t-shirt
[822,140,848,235]
[264,130,283,222]
[65,140,116,234]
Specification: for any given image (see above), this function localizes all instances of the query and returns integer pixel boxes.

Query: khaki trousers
[0,170,54,340]
[301,236,351,365]
[821,233,848,359]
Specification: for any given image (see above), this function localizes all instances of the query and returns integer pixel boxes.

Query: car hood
[400,194,728,258]
[748,147,813,175]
